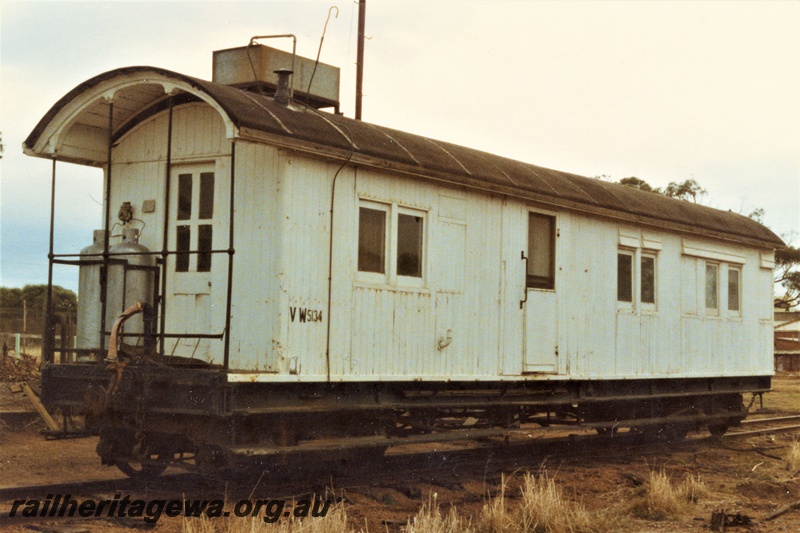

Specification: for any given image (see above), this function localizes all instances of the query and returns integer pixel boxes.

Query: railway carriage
[24,45,782,477]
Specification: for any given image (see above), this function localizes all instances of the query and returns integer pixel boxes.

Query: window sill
[616,308,660,317]
[353,280,431,295]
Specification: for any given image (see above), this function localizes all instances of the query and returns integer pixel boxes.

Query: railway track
[1,416,798,529]
[725,414,800,437]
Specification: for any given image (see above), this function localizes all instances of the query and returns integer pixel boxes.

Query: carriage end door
[166,164,217,360]
[523,211,559,373]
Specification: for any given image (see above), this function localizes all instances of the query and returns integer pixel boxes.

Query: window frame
[616,245,659,313]
[727,265,742,317]
[356,199,427,287]
[526,210,557,291]
[640,252,657,312]
[174,170,215,274]
[705,261,720,316]
[617,249,635,309]
[396,206,426,287]
[357,201,390,283]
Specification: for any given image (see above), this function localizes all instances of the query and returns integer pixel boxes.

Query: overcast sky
[1,0,798,293]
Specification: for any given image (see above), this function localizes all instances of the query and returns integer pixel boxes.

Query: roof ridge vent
[213,44,340,112]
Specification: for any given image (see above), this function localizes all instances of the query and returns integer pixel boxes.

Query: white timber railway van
[25,46,782,478]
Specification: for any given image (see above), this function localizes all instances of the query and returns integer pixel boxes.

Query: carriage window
[199,172,215,219]
[176,225,190,272]
[617,251,633,303]
[728,266,740,313]
[397,213,423,277]
[705,263,719,314]
[358,207,386,274]
[174,170,215,273]
[197,224,213,272]
[178,174,192,220]
[527,213,556,289]
[641,254,656,305]
[358,202,426,283]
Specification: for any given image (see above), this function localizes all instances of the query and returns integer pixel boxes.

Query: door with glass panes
[166,164,217,360]
[523,211,558,372]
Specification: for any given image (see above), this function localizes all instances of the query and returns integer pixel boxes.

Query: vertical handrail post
[100,100,114,352]
[44,158,57,363]
[223,140,236,369]
[159,96,174,358]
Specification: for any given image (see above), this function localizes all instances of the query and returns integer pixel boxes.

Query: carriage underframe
[41,361,769,478]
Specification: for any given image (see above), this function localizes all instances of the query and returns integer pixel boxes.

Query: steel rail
[740,414,800,426]
[724,424,800,438]
[3,417,797,516]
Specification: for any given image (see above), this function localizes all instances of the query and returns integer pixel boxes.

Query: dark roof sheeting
[25,66,784,248]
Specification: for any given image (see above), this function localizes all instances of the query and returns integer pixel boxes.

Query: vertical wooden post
[355,0,366,120]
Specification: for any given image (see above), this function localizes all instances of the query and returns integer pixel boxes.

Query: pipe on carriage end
[273,69,293,107]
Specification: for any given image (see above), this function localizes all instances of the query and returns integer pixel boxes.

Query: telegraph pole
[355,0,366,120]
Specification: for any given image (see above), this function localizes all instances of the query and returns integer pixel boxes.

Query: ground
[1,375,799,532]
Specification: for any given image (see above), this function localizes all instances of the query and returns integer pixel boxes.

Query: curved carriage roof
[24,66,783,248]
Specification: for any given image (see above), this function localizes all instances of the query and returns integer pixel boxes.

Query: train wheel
[632,425,687,442]
[660,425,688,442]
[196,446,230,478]
[114,453,169,480]
[707,424,728,437]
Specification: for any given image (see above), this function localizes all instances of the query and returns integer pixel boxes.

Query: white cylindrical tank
[105,228,154,347]
[76,230,107,353]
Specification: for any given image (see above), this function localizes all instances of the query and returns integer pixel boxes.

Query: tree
[612,175,799,310]
[746,207,765,224]
[615,176,707,203]
[774,244,800,309]
[618,177,660,193]
[0,287,22,308]
[662,178,707,203]
[741,212,800,310]
[0,285,77,314]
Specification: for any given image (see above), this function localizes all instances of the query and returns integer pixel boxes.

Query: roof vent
[273,69,292,107]
[213,44,340,111]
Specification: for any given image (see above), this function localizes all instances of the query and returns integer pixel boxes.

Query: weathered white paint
[110,103,231,364]
[101,100,775,382]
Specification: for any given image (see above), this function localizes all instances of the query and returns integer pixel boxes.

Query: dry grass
[509,472,600,533]
[643,469,685,520]
[406,470,616,533]
[628,468,707,520]
[184,470,616,533]
[785,438,800,473]
[681,473,708,503]
[181,502,352,533]
[405,492,471,533]
[764,376,800,414]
